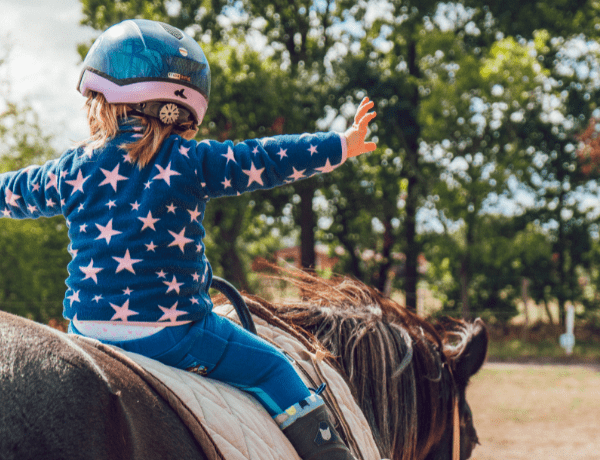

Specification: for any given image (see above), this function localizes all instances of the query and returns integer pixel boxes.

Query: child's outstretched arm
[0,160,63,219]
[344,97,377,158]
[187,96,377,198]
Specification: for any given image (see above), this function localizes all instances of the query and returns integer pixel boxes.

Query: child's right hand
[344,97,377,158]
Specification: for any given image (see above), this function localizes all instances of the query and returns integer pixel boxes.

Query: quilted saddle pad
[112,305,381,460]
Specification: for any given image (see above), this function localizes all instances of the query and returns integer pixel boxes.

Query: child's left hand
[344,97,377,158]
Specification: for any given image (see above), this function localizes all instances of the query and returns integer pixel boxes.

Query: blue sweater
[0,119,347,324]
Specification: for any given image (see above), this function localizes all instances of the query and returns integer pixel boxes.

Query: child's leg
[177,312,354,460]
[176,312,311,415]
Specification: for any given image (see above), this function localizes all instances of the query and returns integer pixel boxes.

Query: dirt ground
[467,363,600,460]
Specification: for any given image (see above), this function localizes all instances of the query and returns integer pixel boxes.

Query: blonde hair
[80,93,198,167]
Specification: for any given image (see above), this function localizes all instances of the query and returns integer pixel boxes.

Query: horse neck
[305,311,455,460]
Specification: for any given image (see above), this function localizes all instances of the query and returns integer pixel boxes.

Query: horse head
[426,318,488,460]
[249,270,488,460]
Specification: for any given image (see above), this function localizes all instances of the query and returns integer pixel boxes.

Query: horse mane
[217,268,473,460]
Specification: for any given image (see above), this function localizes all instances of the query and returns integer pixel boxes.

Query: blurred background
[1,1,600,456]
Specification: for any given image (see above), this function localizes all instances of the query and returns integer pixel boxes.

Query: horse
[0,272,487,460]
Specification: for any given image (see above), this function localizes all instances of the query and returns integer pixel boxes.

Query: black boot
[282,403,354,460]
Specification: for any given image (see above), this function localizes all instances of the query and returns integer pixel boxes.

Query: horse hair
[214,268,474,460]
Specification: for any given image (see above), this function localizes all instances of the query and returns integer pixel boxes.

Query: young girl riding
[0,19,376,460]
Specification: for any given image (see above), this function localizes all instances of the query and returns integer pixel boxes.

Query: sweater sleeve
[187,132,348,199]
[0,159,63,219]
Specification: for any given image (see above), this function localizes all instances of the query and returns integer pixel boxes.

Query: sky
[0,0,97,151]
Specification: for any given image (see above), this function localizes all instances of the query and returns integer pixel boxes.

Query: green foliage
[0,100,69,323]
[58,0,600,325]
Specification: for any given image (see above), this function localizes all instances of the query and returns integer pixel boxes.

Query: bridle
[452,394,460,460]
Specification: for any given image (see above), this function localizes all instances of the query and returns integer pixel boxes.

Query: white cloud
[0,0,97,151]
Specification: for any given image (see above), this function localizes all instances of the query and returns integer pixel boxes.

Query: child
[0,19,376,460]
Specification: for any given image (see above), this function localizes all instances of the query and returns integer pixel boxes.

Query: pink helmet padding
[80,70,208,124]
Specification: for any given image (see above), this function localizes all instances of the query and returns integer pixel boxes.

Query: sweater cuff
[339,133,348,165]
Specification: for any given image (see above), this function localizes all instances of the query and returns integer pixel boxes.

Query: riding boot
[275,394,354,460]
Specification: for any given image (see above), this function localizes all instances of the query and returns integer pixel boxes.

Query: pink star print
[188,205,201,222]
[222,177,232,189]
[66,170,89,194]
[308,144,318,156]
[110,299,139,321]
[277,148,288,159]
[99,164,128,192]
[5,190,20,207]
[222,147,236,164]
[67,290,80,306]
[80,259,103,284]
[288,167,306,181]
[113,249,142,274]
[2,208,10,217]
[138,211,160,231]
[158,301,187,323]
[315,159,336,174]
[145,241,157,252]
[168,228,194,252]
[242,162,265,186]
[179,145,190,158]
[153,162,181,186]
[45,172,58,191]
[95,218,122,244]
[163,275,184,294]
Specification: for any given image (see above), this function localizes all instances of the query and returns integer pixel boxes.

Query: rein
[452,395,460,460]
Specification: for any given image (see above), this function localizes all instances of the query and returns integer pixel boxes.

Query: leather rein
[452,394,460,460]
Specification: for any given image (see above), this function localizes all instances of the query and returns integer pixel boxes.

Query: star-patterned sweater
[0,119,347,325]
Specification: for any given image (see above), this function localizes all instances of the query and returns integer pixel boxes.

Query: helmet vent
[159,22,184,40]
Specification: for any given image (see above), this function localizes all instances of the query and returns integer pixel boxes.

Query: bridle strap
[452,395,460,460]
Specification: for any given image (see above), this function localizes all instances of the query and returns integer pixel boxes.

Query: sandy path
[467,362,600,460]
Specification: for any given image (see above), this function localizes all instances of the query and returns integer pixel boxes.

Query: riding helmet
[77,19,211,126]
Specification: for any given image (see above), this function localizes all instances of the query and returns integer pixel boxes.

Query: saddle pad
[115,306,380,460]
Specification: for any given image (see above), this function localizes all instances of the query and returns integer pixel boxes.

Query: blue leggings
[69,312,311,416]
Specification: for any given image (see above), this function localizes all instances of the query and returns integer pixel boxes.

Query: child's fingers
[357,111,377,129]
[354,97,375,123]
[363,141,377,152]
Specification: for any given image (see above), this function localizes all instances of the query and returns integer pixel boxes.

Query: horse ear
[453,318,488,387]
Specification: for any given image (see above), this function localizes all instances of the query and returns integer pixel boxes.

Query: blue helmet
[77,19,210,126]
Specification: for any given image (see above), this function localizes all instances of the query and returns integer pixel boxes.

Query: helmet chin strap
[131,102,194,126]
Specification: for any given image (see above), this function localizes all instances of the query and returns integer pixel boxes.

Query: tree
[0,50,70,323]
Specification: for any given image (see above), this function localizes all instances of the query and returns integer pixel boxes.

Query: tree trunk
[556,191,566,328]
[298,182,316,269]
[212,206,250,291]
[460,258,470,319]
[402,33,421,311]
[375,220,394,293]
[521,277,529,342]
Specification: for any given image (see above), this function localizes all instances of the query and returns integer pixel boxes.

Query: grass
[487,337,600,363]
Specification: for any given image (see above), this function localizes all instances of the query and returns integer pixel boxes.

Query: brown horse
[0,273,487,460]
